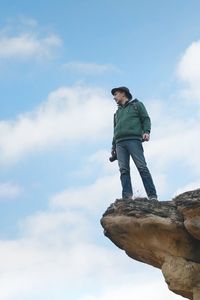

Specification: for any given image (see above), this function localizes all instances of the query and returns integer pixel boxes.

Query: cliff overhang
[101,189,200,300]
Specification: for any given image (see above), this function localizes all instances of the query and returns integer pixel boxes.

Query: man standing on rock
[110,86,157,201]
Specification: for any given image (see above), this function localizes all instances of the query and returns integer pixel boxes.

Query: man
[110,86,157,201]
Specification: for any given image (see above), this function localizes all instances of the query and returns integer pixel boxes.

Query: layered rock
[101,189,200,300]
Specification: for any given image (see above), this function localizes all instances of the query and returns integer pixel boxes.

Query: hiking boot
[148,196,158,201]
[123,195,133,200]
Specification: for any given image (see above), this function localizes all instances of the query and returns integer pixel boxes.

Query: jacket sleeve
[138,102,151,133]
[112,113,116,149]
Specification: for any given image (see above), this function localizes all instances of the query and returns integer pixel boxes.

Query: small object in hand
[109,153,117,162]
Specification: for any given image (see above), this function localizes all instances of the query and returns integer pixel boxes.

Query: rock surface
[101,189,200,300]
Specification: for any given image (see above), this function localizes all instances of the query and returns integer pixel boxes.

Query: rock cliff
[101,189,200,300]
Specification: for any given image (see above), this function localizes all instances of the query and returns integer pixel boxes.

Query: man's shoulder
[129,98,142,109]
[130,99,146,109]
[129,98,142,106]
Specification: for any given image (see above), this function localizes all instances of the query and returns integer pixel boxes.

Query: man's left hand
[143,133,150,141]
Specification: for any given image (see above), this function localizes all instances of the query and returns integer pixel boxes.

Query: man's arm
[111,113,116,151]
[135,101,151,141]
[137,102,151,135]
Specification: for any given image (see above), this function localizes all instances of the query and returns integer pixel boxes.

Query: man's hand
[111,148,116,157]
[143,133,150,142]
[109,147,117,162]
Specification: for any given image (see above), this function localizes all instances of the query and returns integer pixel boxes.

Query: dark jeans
[116,139,157,199]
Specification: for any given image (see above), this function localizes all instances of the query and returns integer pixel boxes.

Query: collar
[118,99,135,108]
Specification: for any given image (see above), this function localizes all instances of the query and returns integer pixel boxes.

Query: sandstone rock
[162,256,200,300]
[175,190,200,241]
[101,189,200,299]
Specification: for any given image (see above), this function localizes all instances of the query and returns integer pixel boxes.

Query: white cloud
[0,182,23,200]
[0,139,189,299]
[63,61,119,75]
[0,148,161,299]
[0,237,160,300]
[137,40,200,195]
[50,173,121,212]
[177,40,200,101]
[178,40,200,84]
[81,281,183,300]
[0,18,62,61]
[0,85,114,164]
[19,210,92,245]
[0,33,61,60]
[145,99,200,173]
[71,149,118,180]
[0,178,180,300]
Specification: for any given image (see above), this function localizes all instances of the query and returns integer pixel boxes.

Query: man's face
[113,90,128,105]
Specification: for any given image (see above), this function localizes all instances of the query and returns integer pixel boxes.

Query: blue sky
[0,1,200,299]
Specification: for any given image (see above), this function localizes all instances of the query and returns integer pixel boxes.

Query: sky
[0,0,200,299]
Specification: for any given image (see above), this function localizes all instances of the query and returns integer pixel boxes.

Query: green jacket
[112,99,151,148]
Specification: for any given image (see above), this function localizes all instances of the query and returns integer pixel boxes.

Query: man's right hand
[109,148,117,162]
[111,148,116,157]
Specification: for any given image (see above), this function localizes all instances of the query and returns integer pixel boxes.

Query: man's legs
[127,140,157,199]
[116,141,133,198]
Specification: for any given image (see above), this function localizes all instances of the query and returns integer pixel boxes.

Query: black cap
[111,86,132,100]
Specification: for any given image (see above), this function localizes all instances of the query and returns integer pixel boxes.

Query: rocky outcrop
[100,189,200,300]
